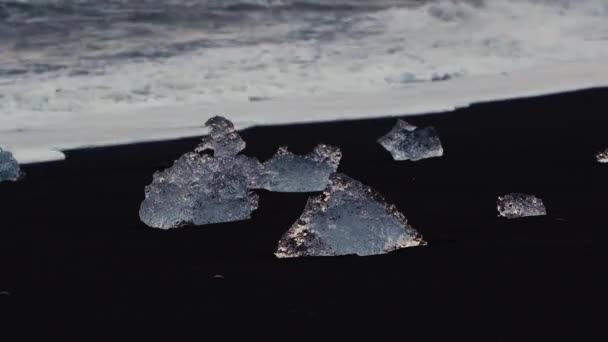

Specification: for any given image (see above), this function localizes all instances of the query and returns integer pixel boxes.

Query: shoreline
[3,59,608,164]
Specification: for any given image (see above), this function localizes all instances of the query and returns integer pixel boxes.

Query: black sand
[2,89,603,337]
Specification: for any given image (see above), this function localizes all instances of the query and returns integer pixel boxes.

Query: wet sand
[2,88,604,338]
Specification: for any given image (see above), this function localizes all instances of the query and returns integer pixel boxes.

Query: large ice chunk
[139,116,262,229]
[378,120,443,161]
[275,173,426,258]
[259,144,342,192]
[0,147,22,182]
[139,153,261,228]
[497,193,547,219]
[596,148,608,163]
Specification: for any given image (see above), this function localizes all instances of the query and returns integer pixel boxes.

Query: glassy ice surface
[497,193,547,219]
[0,147,22,182]
[596,149,608,163]
[139,116,261,229]
[259,144,342,192]
[378,120,443,161]
[275,173,426,258]
[194,116,246,158]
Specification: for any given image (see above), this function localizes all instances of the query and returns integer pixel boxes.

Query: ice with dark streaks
[378,120,443,161]
[497,193,547,219]
[259,144,342,192]
[0,147,22,182]
[139,116,261,229]
[275,173,426,258]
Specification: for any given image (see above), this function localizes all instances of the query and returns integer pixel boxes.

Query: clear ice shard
[258,144,342,192]
[139,116,262,229]
[0,147,22,182]
[275,173,426,258]
[194,115,246,158]
[596,148,608,163]
[377,120,443,161]
[497,193,547,219]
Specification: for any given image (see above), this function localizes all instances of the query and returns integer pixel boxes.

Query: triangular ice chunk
[378,120,443,161]
[259,144,342,192]
[497,193,547,219]
[275,173,426,258]
[0,147,23,183]
[139,116,262,229]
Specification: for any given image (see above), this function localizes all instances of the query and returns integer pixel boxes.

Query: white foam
[3,0,608,113]
[10,149,66,164]
[2,58,607,164]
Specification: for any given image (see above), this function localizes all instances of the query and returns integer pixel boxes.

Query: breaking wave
[1,0,607,115]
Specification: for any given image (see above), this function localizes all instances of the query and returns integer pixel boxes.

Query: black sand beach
[2,89,604,337]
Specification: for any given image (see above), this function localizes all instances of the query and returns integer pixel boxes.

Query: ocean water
[0,0,607,116]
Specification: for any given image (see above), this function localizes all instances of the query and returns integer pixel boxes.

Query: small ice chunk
[194,116,245,157]
[0,147,23,182]
[275,173,426,258]
[378,120,444,161]
[596,148,608,163]
[497,193,547,219]
[259,144,342,192]
[139,116,262,229]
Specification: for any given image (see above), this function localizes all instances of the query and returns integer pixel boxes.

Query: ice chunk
[0,147,23,182]
[139,153,261,229]
[275,173,426,258]
[596,148,608,163]
[497,193,547,219]
[259,144,342,192]
[139,116,262,229]
[378,120,444,161]
[194,116,245,158]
